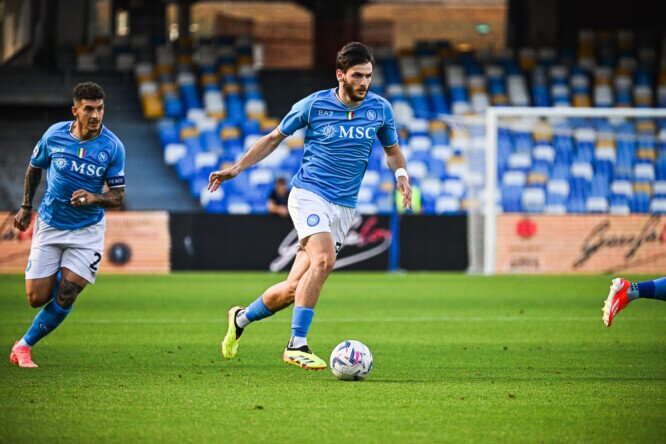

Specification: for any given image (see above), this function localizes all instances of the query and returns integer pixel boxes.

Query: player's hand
[14,207,32,232]
[71,189,96,207]
[208,168,238,192]
[397,177,412,210]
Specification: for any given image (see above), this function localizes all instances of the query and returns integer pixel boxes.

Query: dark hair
[73,82,105,103]
[336,42,375,72]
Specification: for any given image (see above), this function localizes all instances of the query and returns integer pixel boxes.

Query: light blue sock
[290,306,315,346]
[244,295,274,322]
[635,277,666,301]
[22,297,72,346]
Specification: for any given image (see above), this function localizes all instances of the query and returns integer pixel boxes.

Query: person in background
[267,177,290,217]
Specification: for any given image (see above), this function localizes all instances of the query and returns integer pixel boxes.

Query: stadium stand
[131,31,665,215]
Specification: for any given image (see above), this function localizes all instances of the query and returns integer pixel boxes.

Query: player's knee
[312,253,335,274]
[58,280,83,309]
[26,290,47,308]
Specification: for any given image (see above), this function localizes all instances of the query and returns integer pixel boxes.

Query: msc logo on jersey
[71,160,106,177]
[339,126,376,140]
[319,123,338,140]
[53,158,68,171]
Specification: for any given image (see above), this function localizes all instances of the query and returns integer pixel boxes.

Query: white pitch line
[0,316,663,324]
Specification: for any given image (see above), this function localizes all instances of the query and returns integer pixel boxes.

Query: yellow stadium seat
[180,127,199,139]
[208,111,226,120]
[160,83,177,94]
[573,95,591,107]
[200,73,218,86]
[637,148,656,162]
[220,127,241,140]
[223,83,241,94]
[219,65,235,76]
[527,173,547,185]
[633,182,652,196]
[155,64,173,77]
[136,72,156,84]
[380,181,394,193]
[142,94,164,119]
[260,118,279,132]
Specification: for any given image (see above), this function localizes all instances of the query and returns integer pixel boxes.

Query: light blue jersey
[278,88,398,208]
[30,121,126,230]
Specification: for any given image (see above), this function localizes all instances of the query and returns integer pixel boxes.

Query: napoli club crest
[366,109,377,121]
[307,214,320,227]
[98,151,109,162]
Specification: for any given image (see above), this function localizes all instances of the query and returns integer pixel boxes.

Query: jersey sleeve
[377,100,399,147]
[29,134,50,169]
[277,96,314,136]
[106,141,126,188]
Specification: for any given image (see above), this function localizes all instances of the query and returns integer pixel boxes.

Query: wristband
[394,168,408,181]
[21,205,32,210]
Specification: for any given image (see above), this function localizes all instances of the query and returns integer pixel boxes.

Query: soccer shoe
[10,342,38,368]
[602,278,631,327]
[283,346,327,371]
[221,306,245,359]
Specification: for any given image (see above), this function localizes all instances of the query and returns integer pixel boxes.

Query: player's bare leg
[293,233,336,308]
[11,268,87,368]
[262,249,311,311]
[25,272,61,308]
[283,232,335,370]
[221,250,310,359]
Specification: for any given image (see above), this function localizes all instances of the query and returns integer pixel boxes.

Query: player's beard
[342,78,367,102]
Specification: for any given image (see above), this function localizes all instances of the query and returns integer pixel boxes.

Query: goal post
[483,106,666,275]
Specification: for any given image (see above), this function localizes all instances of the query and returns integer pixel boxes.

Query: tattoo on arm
[22,166,43,207]
[95,187,125,208]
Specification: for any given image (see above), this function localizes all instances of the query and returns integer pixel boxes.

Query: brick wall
[191,2,507,69]
[362,4,507,52]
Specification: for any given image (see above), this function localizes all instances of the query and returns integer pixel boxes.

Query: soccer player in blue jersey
[10,82,125,368]
[209,42,412,370]
[603,277,666,327]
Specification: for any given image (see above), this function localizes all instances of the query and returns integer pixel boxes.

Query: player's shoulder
[366,91,391,109]
[43,121,72,138]
[299,88,333,106]
[100,126,125,153]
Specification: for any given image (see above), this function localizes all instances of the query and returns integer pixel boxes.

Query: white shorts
[25,217,106,284]
[288,187,355,253]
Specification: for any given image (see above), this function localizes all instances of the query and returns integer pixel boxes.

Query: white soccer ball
[330,340,373,381]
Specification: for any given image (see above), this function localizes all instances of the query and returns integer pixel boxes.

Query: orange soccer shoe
[10,342,38,368]
[602,278,631,327]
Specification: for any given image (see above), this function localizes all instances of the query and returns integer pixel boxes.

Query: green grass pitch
[1,272,665,442]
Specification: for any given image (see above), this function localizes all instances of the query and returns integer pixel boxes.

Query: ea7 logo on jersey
[71,160,105,177]
[339,126,376,140]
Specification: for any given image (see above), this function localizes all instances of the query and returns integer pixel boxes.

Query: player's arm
[14,165,43,231]
[71,187,124,209]
[384,143,412,210]
[208,128,286,192]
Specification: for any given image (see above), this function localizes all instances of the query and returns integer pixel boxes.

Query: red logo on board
[516,219,537,238]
